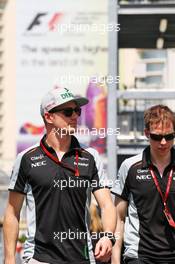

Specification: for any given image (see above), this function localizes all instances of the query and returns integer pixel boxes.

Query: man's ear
[144,128,150,139]
[44,112,53,124]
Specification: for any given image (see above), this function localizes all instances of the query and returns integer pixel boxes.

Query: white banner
[17,0,109,153]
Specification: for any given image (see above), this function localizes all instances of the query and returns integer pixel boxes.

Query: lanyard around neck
[149,166,173,206]
[40,141,79,176]
[149,166,175,228]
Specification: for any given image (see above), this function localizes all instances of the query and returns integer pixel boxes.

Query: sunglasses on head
[149,133,175,141]
[49,106,81,117]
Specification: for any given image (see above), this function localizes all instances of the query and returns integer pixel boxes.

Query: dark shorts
[124,257,175,264]
[124,258,139,264]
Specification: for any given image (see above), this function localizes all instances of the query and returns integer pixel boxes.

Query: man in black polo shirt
[112,105,175,264]
[3,86,116,264]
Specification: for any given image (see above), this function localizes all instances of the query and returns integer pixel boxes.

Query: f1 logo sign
[27,13,47,31]
[27,12,63,32]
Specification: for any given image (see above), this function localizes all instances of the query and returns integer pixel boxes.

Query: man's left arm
[93,188,117,262]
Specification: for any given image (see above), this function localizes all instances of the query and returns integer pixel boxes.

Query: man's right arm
[112,196,128,264]
[3,191,25,264]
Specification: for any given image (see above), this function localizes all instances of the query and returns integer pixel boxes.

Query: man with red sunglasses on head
[3,86,116,264]
[112,105,175,264]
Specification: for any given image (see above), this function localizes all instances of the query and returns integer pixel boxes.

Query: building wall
[0,0,16,174]
[166,49,175,111]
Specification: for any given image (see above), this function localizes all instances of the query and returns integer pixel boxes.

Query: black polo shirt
[9,135,107,264]
[112,146,175,263]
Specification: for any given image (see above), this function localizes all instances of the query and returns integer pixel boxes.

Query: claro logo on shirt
[31,161,47,168]
[31,154,44,161]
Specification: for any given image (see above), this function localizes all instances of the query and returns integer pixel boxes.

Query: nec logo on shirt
[136,174,152,181]
[31,161,47,168]
[136,170,152,181]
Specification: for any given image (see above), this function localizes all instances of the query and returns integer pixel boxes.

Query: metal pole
[107,0,118,182]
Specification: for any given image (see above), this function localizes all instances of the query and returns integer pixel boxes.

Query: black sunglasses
[49,106,81,117]
[149,133,175,141]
